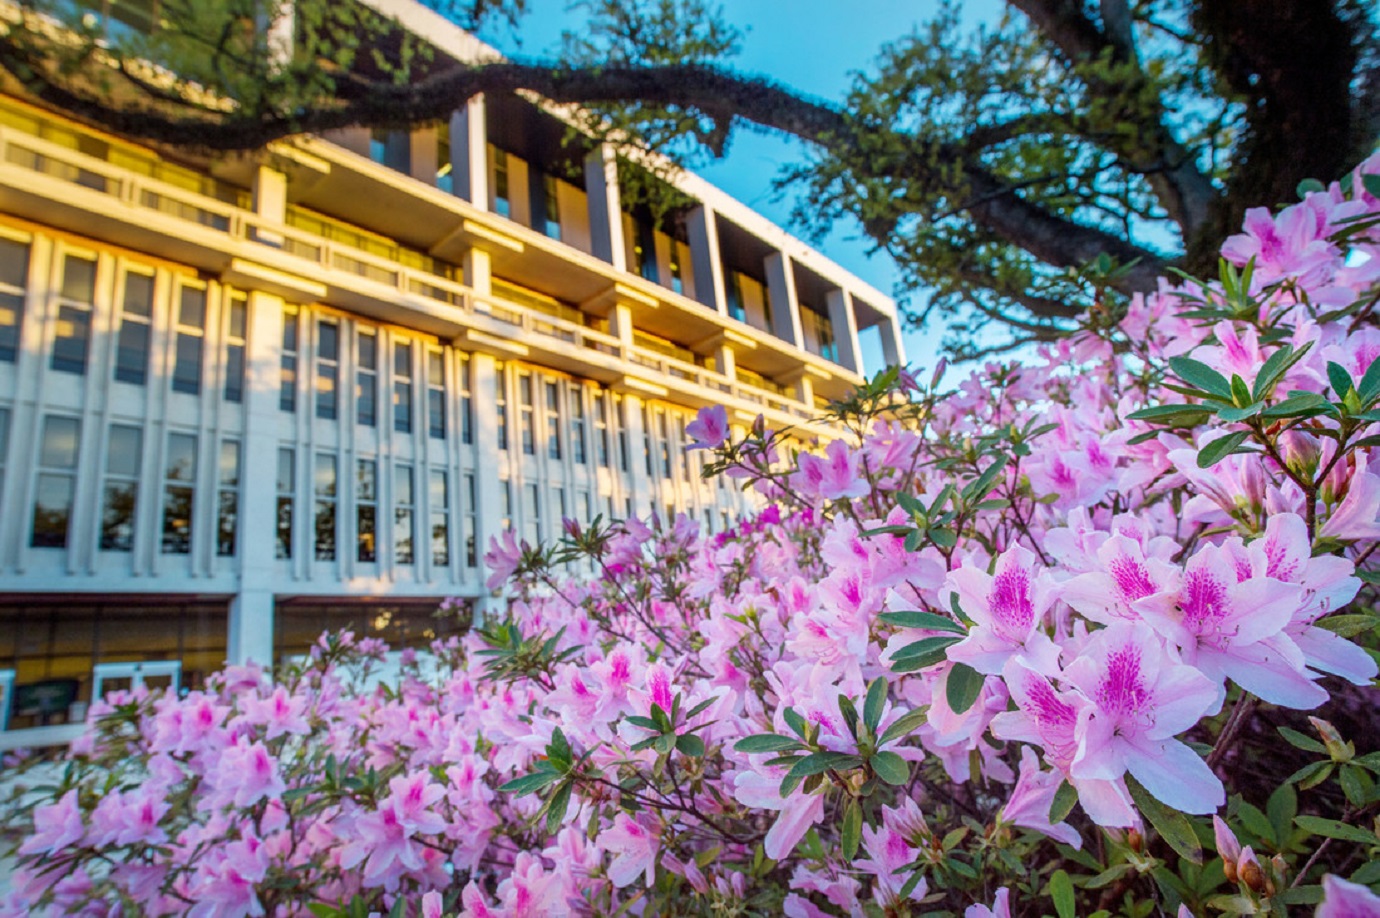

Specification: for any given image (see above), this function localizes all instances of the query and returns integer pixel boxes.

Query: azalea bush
[5,162,1380,917]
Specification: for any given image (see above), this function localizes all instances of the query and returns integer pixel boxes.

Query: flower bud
[1127,828,1144,853]
[1238,847,1265,893]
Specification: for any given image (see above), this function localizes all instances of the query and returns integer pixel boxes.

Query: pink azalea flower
[855,800,928,906]
[685,405,729,450]
[1062,535,1182,625]
[484,529,526,590]
[339,772,447,889]
[1316,875,1380,917]
[1135,541,1322,709]
[732,769,827,861]
[599,812,659,888]
[241,686,310,740]
[18,789,84,855]
[965,887,1012,918]
[1000,747,1082,848]
[1064,622,1225,814]
[944,545,1061,676]
[789,439,870,501]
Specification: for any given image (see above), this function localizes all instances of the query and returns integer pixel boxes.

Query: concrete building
[0,0,903,740]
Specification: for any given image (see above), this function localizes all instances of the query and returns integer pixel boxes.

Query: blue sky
[477,1,1007,374]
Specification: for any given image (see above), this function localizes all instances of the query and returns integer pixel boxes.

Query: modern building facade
[0,0,903,737]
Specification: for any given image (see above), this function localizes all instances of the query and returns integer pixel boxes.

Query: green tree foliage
[1,0,1376,355]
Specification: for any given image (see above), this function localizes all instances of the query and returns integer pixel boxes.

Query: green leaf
[1359,355,1380,404]
[1230,374,1252,407]
[1049,780,1079,824]
[841,800,862,860]
[1217,402,1264,423]
[891,635,962,663]
[545,780,573,834]
[1327,361,1356,399]
[1126,404,1214,425]
[945,663,984,714]
[1364,173,1380,201]
[735,733,805,754]
[878,610,966,634]
[863,677,888,732]
[1297,178,1326,197]
[788,751,862,779]
[1126,775,1203,864]
[1050,869,1076,918]
[675,733,706,757]
[548,727,573,771]
[871,750,909,785]
[1169,356,1233,400]
[837,694,861,741]
[783,707,808,739]
[878,707,929,747]
[1278,726,1328,754]
[1313,614,1379,638]
[1268,781,1297,845]
[1197,431,1253,468]
[1295,815,1380,844]
[623,715,660,731]
[1261,392,1329,418]
[500,770,562,795]
[1253,344,1296,400]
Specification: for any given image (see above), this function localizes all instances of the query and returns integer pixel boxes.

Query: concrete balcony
[0,125,834,432]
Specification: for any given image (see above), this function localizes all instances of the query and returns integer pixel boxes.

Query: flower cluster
[4,161,1380,916]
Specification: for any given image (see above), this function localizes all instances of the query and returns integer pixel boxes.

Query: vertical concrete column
[410,126,438,185]
[764,251,803,348]
[585,145,626,271]
[229,290,287,665]
[470,353,506,617]
[621,393,651,517]
[687,205,726,314]
[880,314,906,368]
[252,165,287,247]
[715,342,736,384]
[608,301,635,356]
[450,96,488,207]
[826,288,863,374]
[507,156,532,227]
[464,247,492,301]
[793,374,815,407]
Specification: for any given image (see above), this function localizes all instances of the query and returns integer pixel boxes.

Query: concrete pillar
[228,590,274,666]
[687,205,726,313]
[470,353,506,614]
[826,288,862,374]
[715,343,736,383]
[464,247,491,299]
[585,145,626,271]
[230,290,288,664]
[764,251,803,348]
[410,126,438,185]
[880,314,905,369]
[251,165,287,246]
[608,301,634,354]
[621,393,651,517]
[792,373,815,407]
[449,96,488,207]
[507,155,531,227]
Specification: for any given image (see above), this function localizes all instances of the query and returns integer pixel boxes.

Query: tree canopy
[2,0,1377,356]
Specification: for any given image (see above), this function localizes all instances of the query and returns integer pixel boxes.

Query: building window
[542,174,561,240]
[217,439,239,557]
[659,411,672,478]
[51,253,96,375]
[32,415,80,548]
[435,123,453,194]
[280,306,299,412]
[643,405,655,477]
[500,480,512,531]
[518,372,535,455]
[725,271,746,323]
[113,268,153,385]
[570,385,587,465]
[463,472,477,568]
[491,146,510,218]
[595,392,610,467]
[430,470,449,567]
[802,305,837,363]
[458,353,473,444]
[357,328,378,427]
[315,453,337,561]
[357,459,377,563]
[495,361,509,451]
[523,483,540,545]
[162,432,196,554]
[635,222,657,283]
[669,252,684,296]
[100,425,141,552]
[223,292,247,403]
[616,395,630,473]
[394,464,415,564]
[316,320,339,420]
[0,237,28,363]
[394,340,413,435]
[427,349,446,440]
[171,284,206,395]
[545,380,562,460]
[370,128,410,173]
[276,447,294,560]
